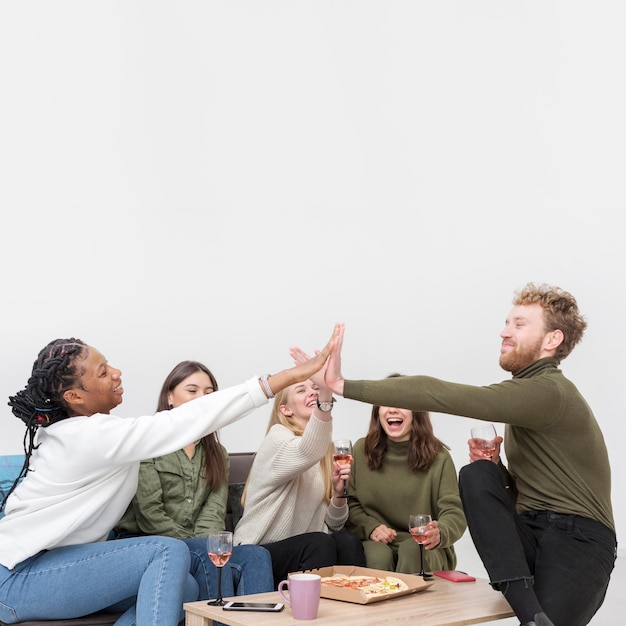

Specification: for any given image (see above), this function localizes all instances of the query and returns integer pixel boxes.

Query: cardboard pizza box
[292,565,433,605]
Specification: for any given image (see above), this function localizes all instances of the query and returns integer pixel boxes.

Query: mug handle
[277,579,291,606]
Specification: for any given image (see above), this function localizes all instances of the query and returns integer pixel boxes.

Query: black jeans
[262,530,365,588]
[459,460,617,626]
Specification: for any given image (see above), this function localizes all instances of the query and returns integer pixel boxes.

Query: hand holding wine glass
[409,513,433,580]
[207,530,233,606]
[470,423,499,461]
[332,439,353,499]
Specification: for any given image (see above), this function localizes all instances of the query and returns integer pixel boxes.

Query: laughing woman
[346,374,467,574]
[234,353,365,587]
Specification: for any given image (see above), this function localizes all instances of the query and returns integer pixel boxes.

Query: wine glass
[409,513,432,579]
[470,423,498,459]
[332,439,353,499]
[207,530,233,606]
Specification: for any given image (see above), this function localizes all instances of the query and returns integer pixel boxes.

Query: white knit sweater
[234,413,348,546]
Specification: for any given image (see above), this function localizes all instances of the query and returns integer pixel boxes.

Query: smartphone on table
[222,601,284,611]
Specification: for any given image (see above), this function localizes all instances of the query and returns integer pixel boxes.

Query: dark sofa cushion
[224,452,255,531]
[227,482,246,531]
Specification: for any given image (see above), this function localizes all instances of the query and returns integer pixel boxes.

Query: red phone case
[433,570,476,582]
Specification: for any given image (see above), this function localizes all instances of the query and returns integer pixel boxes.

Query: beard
[499,337,543,373]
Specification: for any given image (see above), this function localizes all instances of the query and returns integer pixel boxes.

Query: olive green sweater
[344,358,614,532]
[346,438,466,571]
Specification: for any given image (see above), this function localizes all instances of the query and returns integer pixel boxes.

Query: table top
[184,577,515,626]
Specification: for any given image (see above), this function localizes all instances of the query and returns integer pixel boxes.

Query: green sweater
[346,438,466,571]
[344,358,614,532]
[115,443,229,538]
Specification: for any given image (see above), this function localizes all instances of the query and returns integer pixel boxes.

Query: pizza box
[293,565,433,605]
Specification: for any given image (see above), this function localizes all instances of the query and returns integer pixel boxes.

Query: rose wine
[410,528,428,544]
[481,444,496,457]
[209,552,232,567]
[333,453,353,464]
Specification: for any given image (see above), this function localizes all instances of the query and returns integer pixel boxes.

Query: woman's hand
[290,347,328,392]
[468,435,503,464]
[331,458,352,497]
[369,524,397,544]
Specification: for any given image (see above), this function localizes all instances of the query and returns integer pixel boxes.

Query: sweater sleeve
[57,377,268,470]
[265,416,333,486]
[343,375,562,428]
[325,499,349,531]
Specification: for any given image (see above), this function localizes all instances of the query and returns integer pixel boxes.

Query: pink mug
[278,573,321,620]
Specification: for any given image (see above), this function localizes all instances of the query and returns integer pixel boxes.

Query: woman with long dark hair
[115,360,273,598]
[346,374,466,574]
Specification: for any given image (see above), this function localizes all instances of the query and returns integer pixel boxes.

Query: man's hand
[468,435,503,464]
[323,323,345,396]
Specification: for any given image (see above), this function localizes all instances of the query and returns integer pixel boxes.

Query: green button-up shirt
[116,443,229,538]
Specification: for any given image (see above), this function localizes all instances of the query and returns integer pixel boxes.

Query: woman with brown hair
[114,360,274,598]
[346,374,466,574]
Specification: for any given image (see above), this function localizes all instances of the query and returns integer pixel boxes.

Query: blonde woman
[234,360,364,586]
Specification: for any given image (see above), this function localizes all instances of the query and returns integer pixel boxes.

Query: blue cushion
[0,454,26,519]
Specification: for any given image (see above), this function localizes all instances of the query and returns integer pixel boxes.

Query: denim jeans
[183,538,273,599]
[0,536,197,625]
[459,460,617,626]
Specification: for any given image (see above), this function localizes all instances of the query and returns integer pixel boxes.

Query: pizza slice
[320,573,409,597]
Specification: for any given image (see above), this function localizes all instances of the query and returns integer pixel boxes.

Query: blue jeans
[184,538,273,599]
[0,536,197,625]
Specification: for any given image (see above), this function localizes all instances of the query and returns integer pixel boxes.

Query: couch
[0,451,255,625]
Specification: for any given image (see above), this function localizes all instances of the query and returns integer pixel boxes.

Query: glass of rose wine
[409,513,432,579]
[332,439,353,499]
[207,530,233,606]
[470,423,498,459]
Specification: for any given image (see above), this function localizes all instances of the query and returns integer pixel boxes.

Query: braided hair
[2,338,88,511]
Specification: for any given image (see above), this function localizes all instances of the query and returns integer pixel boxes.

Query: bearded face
[499,335,544,373]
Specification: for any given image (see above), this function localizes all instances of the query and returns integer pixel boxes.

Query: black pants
[262,530,365,588]
[459,460,617,626]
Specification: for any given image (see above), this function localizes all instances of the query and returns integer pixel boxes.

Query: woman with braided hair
[0,328,340,625]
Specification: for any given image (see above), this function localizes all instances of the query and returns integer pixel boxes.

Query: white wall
[1,2,624,561]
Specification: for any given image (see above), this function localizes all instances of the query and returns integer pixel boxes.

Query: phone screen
[223,602,284,611]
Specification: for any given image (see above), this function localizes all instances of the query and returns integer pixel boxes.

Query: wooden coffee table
[184,576,515,625]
